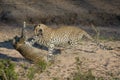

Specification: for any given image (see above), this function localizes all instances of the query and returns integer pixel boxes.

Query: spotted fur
[33,24,95,50]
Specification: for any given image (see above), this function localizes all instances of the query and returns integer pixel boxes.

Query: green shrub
[37,60,47,72]
[0,59,18,80]
[26,60,48,80]
[27,67,35,80]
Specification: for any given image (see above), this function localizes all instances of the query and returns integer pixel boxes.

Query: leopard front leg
[47,43,55,62]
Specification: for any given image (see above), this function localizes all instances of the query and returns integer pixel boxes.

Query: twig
[91,23,100,42]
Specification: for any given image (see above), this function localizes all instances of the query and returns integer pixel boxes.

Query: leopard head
[34,24,48,37]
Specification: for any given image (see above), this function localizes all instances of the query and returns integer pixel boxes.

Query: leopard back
[34,24,93,48]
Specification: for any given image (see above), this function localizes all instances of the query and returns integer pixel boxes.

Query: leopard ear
[38,24,41,27]
[34,24,41,29]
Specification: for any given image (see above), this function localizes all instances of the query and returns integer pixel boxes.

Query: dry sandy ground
[0,24,120,80]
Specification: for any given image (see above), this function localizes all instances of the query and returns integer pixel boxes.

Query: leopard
[33,24,110,57]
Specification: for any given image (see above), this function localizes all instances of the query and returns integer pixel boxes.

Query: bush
[0,59,18,80]
[27,67,35,80]
[37,60,47,72]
